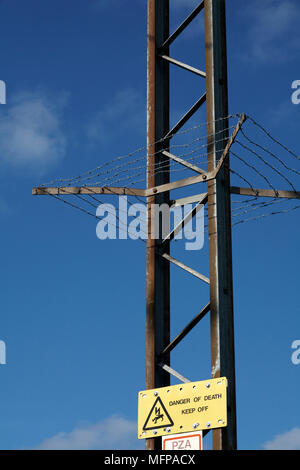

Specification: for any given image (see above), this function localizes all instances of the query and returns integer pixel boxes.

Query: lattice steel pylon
[32,0,300,451]
[33,0,238,451]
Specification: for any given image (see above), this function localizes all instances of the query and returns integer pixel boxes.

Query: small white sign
[162,430,203,451]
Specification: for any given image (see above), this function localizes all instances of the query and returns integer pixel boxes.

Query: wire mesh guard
[32,113,300,239]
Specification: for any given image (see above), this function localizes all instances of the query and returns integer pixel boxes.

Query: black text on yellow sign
[138,377,227,439]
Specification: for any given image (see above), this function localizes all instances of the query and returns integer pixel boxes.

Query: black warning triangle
[143,396,174,431]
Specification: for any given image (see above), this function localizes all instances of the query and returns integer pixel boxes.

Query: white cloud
[241,0,300,62]
[87,88,145,143]
[0,90,67,173]
[262,427,300,450]
[33,415,143,450]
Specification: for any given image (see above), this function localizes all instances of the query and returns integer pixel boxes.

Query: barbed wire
[230,150,277,192]
[246,115,300,162]
[235,139,297,192]
[34,112,300,236]
[39,118,238,188]
[45,188,149,243]
[39,127,235,189]
[232,201,300,227]
[239,128,300,177]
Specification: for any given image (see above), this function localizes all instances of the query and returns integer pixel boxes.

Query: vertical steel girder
[204,0,237,450]
[146,0,170,451]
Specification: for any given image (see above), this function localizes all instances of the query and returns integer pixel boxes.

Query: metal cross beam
[32,114,245,202]
[231,187,300,199]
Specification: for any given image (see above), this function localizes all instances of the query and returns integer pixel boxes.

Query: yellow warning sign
[138,377,227,439]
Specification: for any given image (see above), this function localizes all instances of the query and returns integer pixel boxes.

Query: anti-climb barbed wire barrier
[38,115,239,188]
[33,113,300,238]
[39,127,237,190]
[226,114,300,228]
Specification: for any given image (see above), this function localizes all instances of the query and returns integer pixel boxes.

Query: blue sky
[0,0,299,450]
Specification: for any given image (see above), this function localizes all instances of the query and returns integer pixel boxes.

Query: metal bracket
[158,363,191,384]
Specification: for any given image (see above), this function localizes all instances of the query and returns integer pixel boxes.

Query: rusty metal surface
[231,187,300,199]
[146,0,237,451]
[146,0,170,451]
[204,0,237,450]
[159,54,206,78]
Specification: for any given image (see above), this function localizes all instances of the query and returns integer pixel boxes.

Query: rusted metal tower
[33,0,240,451]
[32,0,300,453]
[145,0,237,450]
